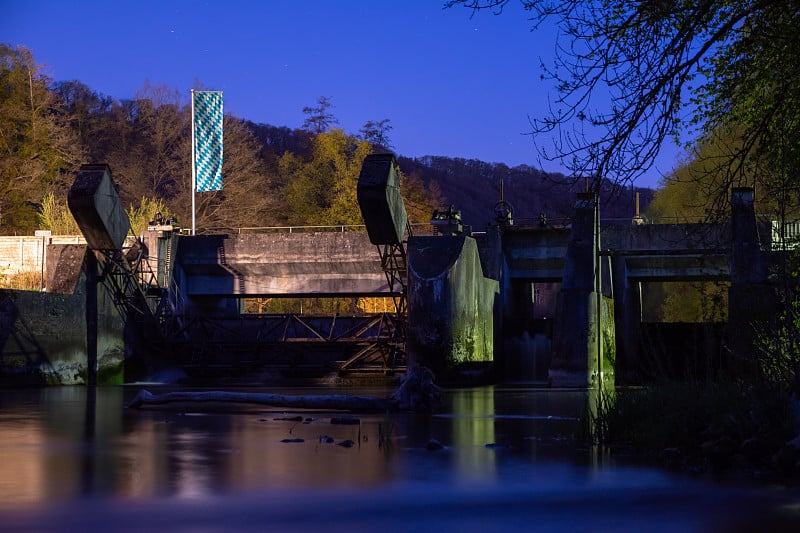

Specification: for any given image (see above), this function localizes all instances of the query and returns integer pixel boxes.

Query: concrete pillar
[728,187,774,361]
[730,188,766,283]
[550,193,612,387]
[484,225,506,376]
[85,250,98,387]
[611,255,642,384]
[406,235,499,382]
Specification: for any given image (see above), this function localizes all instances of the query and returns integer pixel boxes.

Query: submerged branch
[127,366,443,413]
[127,389,397,412]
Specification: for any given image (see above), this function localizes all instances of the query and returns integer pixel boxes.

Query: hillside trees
[98,85,185,214]
[279,128,372,226]
[0,47,449,236]
[191,116,281,229]
[51,80,114,155]
[0,45,84,232]
[67,81,280,231]
[126,81,187,202]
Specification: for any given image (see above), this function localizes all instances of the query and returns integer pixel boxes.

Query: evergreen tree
[301,96,338,135]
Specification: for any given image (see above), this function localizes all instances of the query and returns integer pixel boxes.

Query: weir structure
[0,160,782,386]
[476,187,772,386]
[59,159,416,380]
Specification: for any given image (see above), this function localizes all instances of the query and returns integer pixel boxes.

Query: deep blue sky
[4,1,680,188]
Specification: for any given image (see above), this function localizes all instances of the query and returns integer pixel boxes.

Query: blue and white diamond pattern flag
[192,91,223,192]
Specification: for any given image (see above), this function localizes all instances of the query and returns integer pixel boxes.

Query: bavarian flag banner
[192,90,224,192]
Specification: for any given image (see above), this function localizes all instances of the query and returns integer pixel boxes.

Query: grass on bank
[0,270,41,291]
[580,380,797,475]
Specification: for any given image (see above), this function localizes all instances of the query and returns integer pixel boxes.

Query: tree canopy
[0,45,83,231]
[448,0,800,209]
[0,46,449,235]
[279,128,372,226]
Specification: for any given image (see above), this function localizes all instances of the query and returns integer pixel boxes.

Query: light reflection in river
[1,385,799,531]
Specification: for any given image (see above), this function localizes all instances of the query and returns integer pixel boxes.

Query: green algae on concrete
[407,235,499,377]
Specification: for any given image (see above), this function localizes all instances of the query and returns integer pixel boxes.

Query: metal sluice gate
[67,159,412,377]
[160,312,405,376]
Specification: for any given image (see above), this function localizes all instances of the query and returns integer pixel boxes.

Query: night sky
[3,0,681,188]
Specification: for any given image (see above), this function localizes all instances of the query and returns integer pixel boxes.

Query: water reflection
[0,385,587,507]
[448,388,496,482]
[1,385,799,530]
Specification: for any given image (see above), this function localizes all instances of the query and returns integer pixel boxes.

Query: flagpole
[191,89,196,235]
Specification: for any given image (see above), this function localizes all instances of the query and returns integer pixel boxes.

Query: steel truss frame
[92,229,411,375]
[95,239,167,329]
[164,312,404,374]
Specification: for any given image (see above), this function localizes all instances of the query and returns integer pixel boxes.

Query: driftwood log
[127,366,442,413]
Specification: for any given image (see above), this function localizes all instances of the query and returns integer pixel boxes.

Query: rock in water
[389,365,443,411]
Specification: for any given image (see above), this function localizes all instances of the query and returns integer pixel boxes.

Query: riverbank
[583,382,800,486]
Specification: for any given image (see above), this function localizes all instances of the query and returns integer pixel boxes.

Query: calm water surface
[1,385,799,531]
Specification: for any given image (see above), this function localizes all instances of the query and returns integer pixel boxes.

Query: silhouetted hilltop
[396,155,654,229]
[243,121,654,230]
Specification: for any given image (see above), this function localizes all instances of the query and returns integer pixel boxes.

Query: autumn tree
[401,170,446,224]
[279,128,372,226]
[126,197,173,236]
[0,45,84,232]
[38,193,80,235]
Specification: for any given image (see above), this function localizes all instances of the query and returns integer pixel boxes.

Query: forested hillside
[397,156,653,228]
[1,44,651,235]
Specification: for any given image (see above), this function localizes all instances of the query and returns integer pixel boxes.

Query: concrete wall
[0,269,125,385]
[174,232,390,297]
[0,235,86,276]
[406,235,498,379]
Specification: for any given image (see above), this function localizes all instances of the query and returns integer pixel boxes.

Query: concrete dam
[0,158,779,386]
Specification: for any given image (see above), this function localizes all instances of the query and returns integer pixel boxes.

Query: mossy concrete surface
[0,277,125,385]
[407,235,499,378]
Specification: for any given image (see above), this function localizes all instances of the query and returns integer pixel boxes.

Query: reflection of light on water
[0,420,46,507]
[450,388,496,482]
[173,432,214,499]
[3,385,799,532]
[0,387,589,505]
[435,414,579,421]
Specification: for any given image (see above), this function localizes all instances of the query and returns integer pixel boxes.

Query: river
[1,384,798,531]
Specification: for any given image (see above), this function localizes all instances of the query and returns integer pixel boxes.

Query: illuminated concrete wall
[406,235,499,379]
[173,232,390,298]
